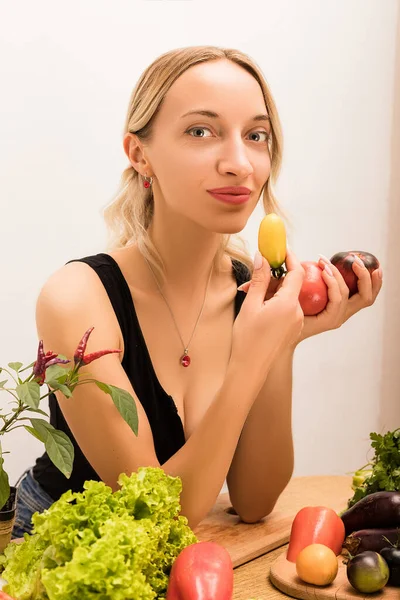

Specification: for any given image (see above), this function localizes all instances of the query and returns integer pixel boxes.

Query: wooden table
[234,544,290,599]
[230,475,353,600]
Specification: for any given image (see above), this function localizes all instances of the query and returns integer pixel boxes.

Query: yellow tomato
[296,543,339,586]
[258,213,287,278]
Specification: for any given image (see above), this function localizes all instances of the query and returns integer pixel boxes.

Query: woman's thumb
[244,250,270,305]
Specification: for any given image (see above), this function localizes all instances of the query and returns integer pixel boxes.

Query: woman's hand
[237,253,383,345]
[297,254,383,342]
[232,248,305,377]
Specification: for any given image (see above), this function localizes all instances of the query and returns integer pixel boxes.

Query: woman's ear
[123,132,150,176]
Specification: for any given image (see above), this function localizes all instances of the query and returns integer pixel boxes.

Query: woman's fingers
[242,253,271,309]
[352,257,373,304]
[237,280,251,293]
[318,254,383,323]
[238,248,305,301]
[318,257,348,302]
[346,260,383,317]
[275,248,305,300]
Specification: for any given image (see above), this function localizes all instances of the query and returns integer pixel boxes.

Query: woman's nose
[217,137,254,178]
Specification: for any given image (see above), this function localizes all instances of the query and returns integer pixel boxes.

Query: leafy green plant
[0,327,138,509]
[347,428,400,508]
[0,467,197,599]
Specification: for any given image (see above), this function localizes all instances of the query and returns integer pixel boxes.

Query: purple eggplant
[341,491,400,535]
[344,528,400,555]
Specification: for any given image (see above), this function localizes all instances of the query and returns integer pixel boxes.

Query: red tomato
[166,541,233,600]
[287,506,346,563]
[330,251,380,297]
[298,261,328,316]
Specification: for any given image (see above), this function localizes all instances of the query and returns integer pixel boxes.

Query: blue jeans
[11,468,54,539]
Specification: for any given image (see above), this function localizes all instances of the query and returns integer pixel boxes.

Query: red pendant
[180,353,191,367]
[144,180,150,188]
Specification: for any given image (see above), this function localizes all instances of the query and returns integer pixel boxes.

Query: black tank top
[32,253,251,500]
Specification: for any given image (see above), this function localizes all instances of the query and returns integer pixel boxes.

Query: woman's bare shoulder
[38,260,110,309]
[36,259,121,349]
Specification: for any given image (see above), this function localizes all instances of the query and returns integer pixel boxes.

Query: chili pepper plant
[0,327,138,509]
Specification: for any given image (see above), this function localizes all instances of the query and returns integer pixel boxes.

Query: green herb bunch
[348,428,400,508]
[0,327,138,508]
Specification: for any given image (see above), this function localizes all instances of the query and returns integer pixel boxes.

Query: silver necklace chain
[143,255,213,360]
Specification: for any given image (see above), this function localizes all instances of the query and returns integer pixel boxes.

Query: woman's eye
[186,127,212,138]
[186,127,271,142]
[249,131,271,143]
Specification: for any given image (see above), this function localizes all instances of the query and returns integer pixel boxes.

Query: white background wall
[1,0,399,490]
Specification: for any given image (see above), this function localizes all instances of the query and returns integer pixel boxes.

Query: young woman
[12,45,382,538]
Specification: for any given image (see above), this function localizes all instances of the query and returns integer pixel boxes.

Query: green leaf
[0,458,10,511]
[57,384,73,398]
[30,419,74,478]
[0,381,7,389]
[46,380,72,398]
[24,425,46,443]
[45,365,69,384]
[45,431,74,478]
[95,381,138,435]
[25,407,49,417]
[8,362,23,373]
[29,418,50,439]
[16,381,41,409]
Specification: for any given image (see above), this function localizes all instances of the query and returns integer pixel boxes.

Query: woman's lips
[207,191,251,205]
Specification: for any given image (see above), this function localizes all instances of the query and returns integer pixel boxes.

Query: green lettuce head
[0,467,197,600]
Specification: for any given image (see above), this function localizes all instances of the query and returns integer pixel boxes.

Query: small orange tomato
[296,544,339,586]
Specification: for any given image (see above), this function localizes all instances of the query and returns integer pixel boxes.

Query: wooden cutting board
[270,548,397,600]
[194,475,353,568]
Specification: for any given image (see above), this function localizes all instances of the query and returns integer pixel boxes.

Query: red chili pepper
[166,541,233,600]
[45,357,70,368]
[33,341,48,378]
[33,341,69,385]
[73,326,95,365]
[80,349,121,365]
[286,506,346,563]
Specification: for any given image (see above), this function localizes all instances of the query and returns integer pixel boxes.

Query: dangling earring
[143,175,153,189]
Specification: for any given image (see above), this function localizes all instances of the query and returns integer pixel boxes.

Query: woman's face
[141,59,272,234]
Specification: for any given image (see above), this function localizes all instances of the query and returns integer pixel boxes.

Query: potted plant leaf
[0,326,138,551]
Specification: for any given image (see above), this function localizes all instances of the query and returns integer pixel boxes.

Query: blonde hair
[103,45,286,283]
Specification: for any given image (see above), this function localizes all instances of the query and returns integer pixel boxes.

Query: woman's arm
[163,357,266,528]
[36,262,272,530]
[226,254,383,523]
[226,345,296,523]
